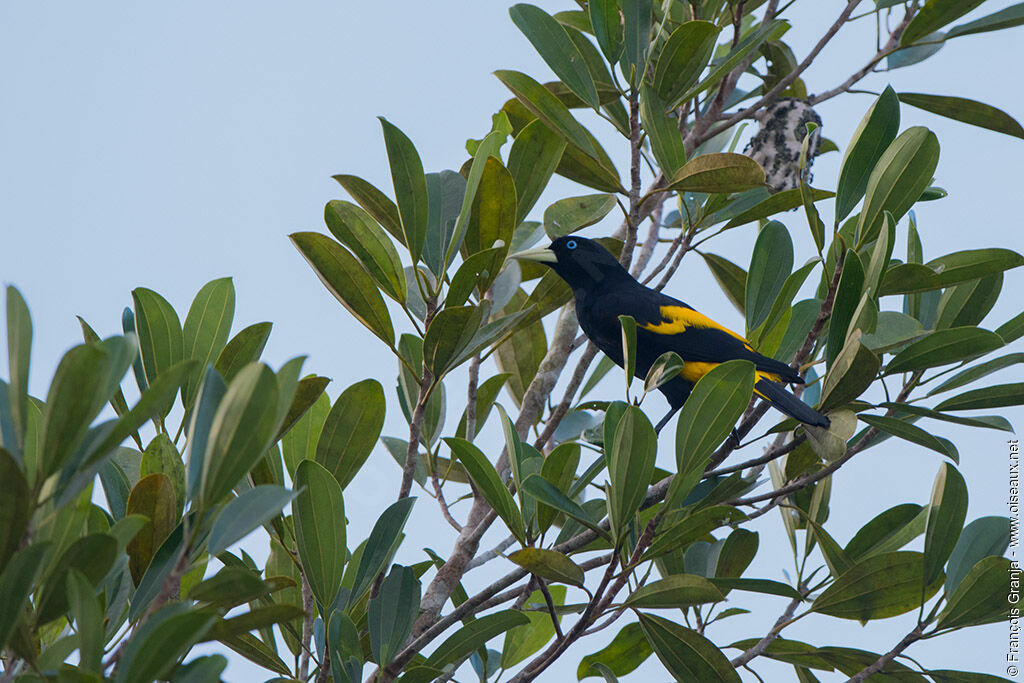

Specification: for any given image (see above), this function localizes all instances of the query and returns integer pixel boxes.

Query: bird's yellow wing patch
[641,305,752,348]
[678,361,781,385]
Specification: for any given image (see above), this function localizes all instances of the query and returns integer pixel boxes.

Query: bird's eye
[566,239,577,250]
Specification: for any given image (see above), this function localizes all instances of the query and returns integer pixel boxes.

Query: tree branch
[730,594,803,668]
[847,623,924,682]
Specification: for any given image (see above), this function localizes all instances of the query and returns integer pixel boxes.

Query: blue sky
[2,1,1023,680]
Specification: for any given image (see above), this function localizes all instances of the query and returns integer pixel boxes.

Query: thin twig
[847,623,925,682]
[465,353,481,441]
[299,571,314,682]
[730,595,803,667]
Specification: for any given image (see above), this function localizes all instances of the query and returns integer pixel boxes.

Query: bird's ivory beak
[510,247,557,264]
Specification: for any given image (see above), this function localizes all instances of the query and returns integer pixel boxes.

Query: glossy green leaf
[187,566,292,608]
[860,311,924,353]
[218,632,291,676]
[617,315,637,395]
[835,86,900,222]
[39,344,110,478]
[282,389,329,478]
[845,503,923,560]
[811,551,941,621]
[115,603,216,683]
[425,609,529,672]
[290,232,394,347]
[643,351,684,395]
[885,327,1004,375]
[928,353,1024,396]
[207,485,298,556]
[325,200,406,302]
[379,117,429,262]
[346,497,416,606]
[64,568,103,672]
[181,278,235,410]
[275,373,330,444]
[511,4,599,108]
[646,506,747,561]
[900,92,1024,140]
[544,193,616,239]
[446,437,525,544]
[653,21,720,106]
[508,120,566,225]
[6,286,31,457]
[671,361,755,505]
[577,622,653,679]
[588,0,622,61]
[424,306,485,378]
[901,0,986,45]
[463,160,517,265]
[508,548,584,587]
[948,3,1024,39]
[856,127,940,244]
[637,613,741,682]
[665,153,766,194]
[877,402,1012,432]
[521,473,609,540]
[624,575,724,608]
[500,588,564,670]
[126,473,176,584]
[923,463,968,586]
[0,542,50,651]
[0,449,30,569]
[608,405,656,539]
[199,363,279,508]
[723,187,834,231]
[936,382,1024,411]
[945,516,1011,595]
[37,533,118,624]
[700,253,746,314]
[332,173,404,243]
[937,556,1013,629]
[708,577,803,600]
[496,70,599,159]
[620,0,651,85]
[132,288,184,415]
[639,85,687,177]
[936,274,1002,329]
[423,170,468,277]
[293,459,346,607]
[368,565,420,666]
[316,379,385,489]
[494,310,547,406]
[214,322,271,383]
[881,248,1024,295]
[858,414,957,461]
[745,221,794,332]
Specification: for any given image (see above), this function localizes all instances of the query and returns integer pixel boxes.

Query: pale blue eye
[567,239,577,250]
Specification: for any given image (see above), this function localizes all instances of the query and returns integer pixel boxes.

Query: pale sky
[2,2,1023,680]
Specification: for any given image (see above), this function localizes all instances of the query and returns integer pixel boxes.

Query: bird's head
[511,236,627,291]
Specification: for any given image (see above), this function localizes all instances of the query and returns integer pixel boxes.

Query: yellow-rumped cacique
[513,235,830,433]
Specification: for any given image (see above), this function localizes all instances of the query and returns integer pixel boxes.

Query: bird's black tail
[754,379,830,428]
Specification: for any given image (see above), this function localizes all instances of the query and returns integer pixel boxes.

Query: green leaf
[464,158,518,262]
[64,568,103,673]
[425,609,529,672]
[624,575,724,608]
[0,542,50,651]
[588,0,622,61]
[368,565,420,666]
[0,449,30,569]
[901,0,986,45]
[935,274,1003,329]
[316,379,385,489]
[708,577,803,600]
[379,118,429,263]
[646,506,747,560]
[293,460,346,607]
[948,3,1024,39]
[218,632,291,676]
[325,200,406,303]
[207,485,298,556]
[845,503,923,560]
[282,389,329,478]
[6,286,31,457]
[856,127,940,244]
[140,433,185,518]
[928,353,1024,396]
[723,187,834,231]
[126,473,176,584]
[671,361,755,505]
[745,221,793,332]
[881,248,1024,295]
[494,308,547,406]
[115,604,216,683]
[214,322,271,383]
[899,92,1024,140]
[936,382,1024,411]
[508,120,567,225]
[923,464,968,586]
[637,613,741,682]
[290,232,395,347]
[653,21,720,106]
[700,253,746,314]
[937,556,1013,629]
[332,173,404,244]
[37,533,118,624]
[885,327,1004,375]
[811,551,941,621]
[276,374,330,444]
[39,344,111,478]
[346,497,416,606]
[424,306,485,378]
[643,351,685,395]
[423,170,468,277]
[206,604,306,642]
[665,153,766,194]
[522,473,609,540]
[620,0,651,86]
[876,402,1012,432]
[945,516,1011,595]
[543,193,617,239]
[860,311,924,353]
[577,622,653,679]
[187,566,292,608]
[617,315,637,396]
[199,363,279,508]
[446,437,525,544]
[181,278,235,411]
[607,405,656,540]
[835,86,900,222]
[858,414,957,461]
[132,288,184,416]
[508,548,584,587]
[511,4,600,109]
[495,70,599,160]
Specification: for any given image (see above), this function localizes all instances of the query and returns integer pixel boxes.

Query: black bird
[514,236,830,433]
